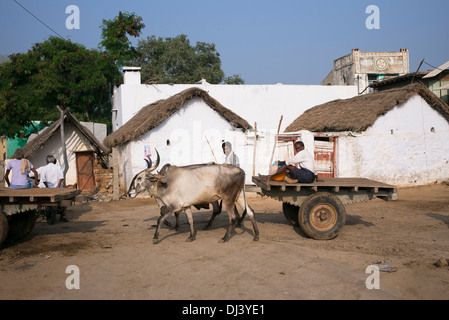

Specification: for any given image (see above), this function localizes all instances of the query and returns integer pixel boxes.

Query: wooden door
[314,140,335,178]
[76,151,95,191]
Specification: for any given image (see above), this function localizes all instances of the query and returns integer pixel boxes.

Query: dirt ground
[0,183,448,300]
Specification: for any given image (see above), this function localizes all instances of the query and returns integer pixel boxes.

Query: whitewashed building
[285,83,449,186]
[112,67,358,133]
[106,68,359,190]
[104,87,256,188]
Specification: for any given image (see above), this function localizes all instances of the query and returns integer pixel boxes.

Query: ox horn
[144,156,151,168]
[146,149,160,172]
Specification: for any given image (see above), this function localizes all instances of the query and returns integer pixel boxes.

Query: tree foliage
[0,11,245,138]
[134,34,244,84]
[99,11,145,66]
[0,36,121,137]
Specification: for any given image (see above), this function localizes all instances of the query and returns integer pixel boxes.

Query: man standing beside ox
[222,141,240,168]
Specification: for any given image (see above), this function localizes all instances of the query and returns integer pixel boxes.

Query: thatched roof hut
[12,109,108,164]
[103,87,252,151]
[285,83,449,133]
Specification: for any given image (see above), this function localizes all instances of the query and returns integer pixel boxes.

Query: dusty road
[0,183,448,300]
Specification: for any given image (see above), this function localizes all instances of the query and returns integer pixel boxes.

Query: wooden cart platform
[252,176,398,204]
[0,188,83,246]
[252,176,398,240]
[0,188,82,207]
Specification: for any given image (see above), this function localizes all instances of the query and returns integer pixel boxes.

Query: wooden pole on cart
[205,135,218,163]
[252,122,257,176]
[267,115,283,186]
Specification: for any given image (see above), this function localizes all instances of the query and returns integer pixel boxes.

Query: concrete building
[369,69,449,104]
[321,48,410,94]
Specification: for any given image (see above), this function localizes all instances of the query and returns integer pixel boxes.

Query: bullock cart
[252,176,398,240]
[0,188,82,246]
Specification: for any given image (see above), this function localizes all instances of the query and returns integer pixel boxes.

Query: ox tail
[237,187,248,223]
[236,184,259,241]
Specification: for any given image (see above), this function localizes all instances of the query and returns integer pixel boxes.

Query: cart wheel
[298,192,346,240]
[7,210,37,241]
[0,214,9,246]
[282,202,299,226]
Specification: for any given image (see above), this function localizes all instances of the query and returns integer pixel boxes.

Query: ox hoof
[219,237,229,243]
[186,231,197,242]
[202,225,211,230]
[153,238,159,244]
[253,236,260,241]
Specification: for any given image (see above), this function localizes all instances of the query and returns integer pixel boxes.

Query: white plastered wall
[336,95,449,186]
[120,98,252,189]
[113,81,358,133]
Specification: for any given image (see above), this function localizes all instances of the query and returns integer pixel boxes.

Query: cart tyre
[282,202,300,226]
[0,214,9,246]
[298,192,346,240]
[7,210,37,240]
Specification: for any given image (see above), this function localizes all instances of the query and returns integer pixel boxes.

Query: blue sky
[1,0,448,84]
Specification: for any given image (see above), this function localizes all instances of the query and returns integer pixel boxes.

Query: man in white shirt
[40,155,67,222]
[40,155,64,188]
[269,141,317,183]
[222,141,240,168]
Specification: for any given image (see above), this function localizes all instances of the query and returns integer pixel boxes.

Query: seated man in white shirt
[41,155,67,222]
[41,155,64,188]
[268,141,317,183]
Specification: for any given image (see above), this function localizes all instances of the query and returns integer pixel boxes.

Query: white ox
[127,151,260,243]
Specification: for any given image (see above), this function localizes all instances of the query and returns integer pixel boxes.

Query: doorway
[76,151,96,191]
[314,137,336,178]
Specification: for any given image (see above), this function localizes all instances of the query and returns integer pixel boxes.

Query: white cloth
[40,163,64,188]
[286,149,316,174]
[34,166,46,188]
[224,151,240,167]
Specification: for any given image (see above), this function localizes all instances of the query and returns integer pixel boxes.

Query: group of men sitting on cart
[4,148,67,222]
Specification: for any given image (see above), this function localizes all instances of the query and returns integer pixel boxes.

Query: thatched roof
[285,83,449,133]
[12,109,109,164]
[103,87,252,151]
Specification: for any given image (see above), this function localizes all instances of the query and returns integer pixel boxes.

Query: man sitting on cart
[5,148,39,189]
[267,141,317,183]
[40,155,67,223]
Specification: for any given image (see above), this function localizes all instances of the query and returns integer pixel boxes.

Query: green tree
[99,11,145,67]
[0,36,121,137]
[224,74,245,84]
[135,34,244,84]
